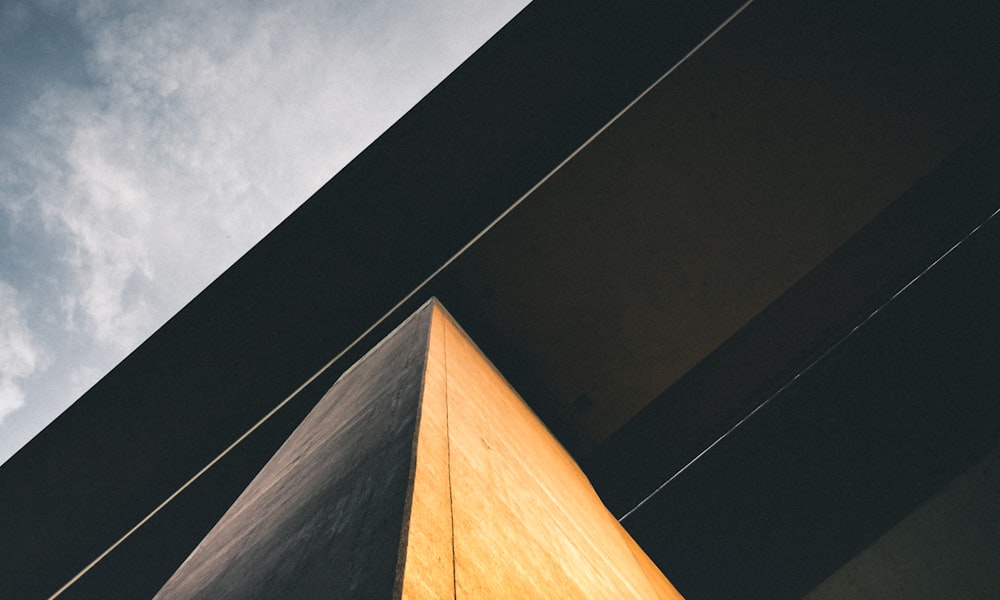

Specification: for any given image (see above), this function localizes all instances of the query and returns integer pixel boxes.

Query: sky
[0,0,530,465]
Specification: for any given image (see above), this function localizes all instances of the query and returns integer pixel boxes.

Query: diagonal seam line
[442,317,458,600]
[47,4,756,597]
[618,204,1000,523]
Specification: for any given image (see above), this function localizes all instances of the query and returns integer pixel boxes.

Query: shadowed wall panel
[153,305,433,599]
[805,445,1000,599]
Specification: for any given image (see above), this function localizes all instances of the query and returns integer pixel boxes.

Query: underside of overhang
[2,0,998,598]
[429,0,998,455]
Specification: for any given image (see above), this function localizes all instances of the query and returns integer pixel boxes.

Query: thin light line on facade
[442,319,459,600]
[47,4,756,597]
[617,204,1000,524]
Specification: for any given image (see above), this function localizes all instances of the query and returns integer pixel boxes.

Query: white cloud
[27,0,526,348]
[0,281,44,423]
[0,0,529,460]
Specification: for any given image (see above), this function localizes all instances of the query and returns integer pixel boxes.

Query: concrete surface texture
[398,302,683,599]
[153,304,433,599]
[155,299,679,598]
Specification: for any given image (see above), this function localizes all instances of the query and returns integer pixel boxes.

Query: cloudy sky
[0,0,529,465]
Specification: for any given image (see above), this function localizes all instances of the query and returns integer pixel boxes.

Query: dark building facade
[2,0,999,597]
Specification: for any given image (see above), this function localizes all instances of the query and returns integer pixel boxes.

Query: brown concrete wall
[153,305,433,600]
[396,304,455,599]
[398,303,683,599]
[155,300,679,599]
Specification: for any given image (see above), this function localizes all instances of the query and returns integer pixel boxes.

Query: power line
[46,3,756,597]
[618,204,1000,523]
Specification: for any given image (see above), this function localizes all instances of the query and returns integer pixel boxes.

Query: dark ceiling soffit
[587,120,1000,517]
[0,2,748,598]
[622,155,1000,599]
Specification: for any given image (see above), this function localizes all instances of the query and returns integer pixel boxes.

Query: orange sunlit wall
[397,303,683,599]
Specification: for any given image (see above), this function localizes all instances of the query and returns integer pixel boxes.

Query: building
[2,0,998,597]
[151,301,686,598]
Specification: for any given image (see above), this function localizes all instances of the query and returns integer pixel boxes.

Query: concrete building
[2,0,998,597]
[152,301,684,599]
